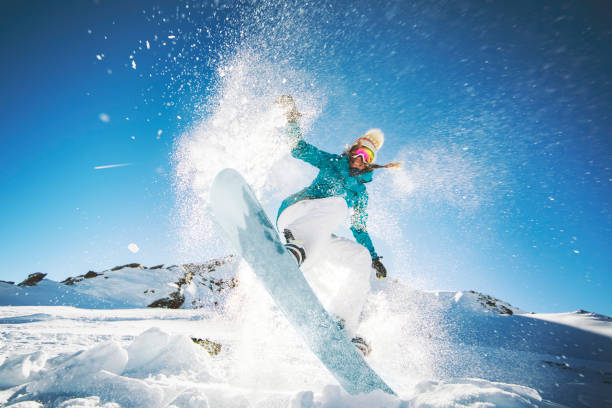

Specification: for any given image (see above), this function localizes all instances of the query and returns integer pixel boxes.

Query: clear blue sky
[1,0,610,316]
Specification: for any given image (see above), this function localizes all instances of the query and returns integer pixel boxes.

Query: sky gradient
[1,0,610,315]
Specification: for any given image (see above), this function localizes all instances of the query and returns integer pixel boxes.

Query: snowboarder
[275,95,400,355]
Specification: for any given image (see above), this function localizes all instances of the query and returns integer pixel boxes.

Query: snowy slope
[0,257,238,310]
[0,262,610,407]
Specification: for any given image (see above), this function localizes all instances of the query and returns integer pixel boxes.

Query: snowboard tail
[210,168,395,396]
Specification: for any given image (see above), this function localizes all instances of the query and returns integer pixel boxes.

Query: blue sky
[1,0,610,315]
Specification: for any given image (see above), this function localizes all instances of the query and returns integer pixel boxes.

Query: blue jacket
[277,122,378,259]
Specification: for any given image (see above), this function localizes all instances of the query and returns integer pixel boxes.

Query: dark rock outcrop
[111,263,144,271]
[469,290,516,315]
[18,273,47,287]
[147,292,185,309]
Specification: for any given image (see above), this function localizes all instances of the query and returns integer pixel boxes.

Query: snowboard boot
[283,229,306,266]
[351,336,372,357]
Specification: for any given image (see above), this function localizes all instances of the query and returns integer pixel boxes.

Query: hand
[372,257,387,279]
[275,94,302,122]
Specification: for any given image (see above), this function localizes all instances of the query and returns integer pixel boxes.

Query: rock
[18,272,47,287]
[147,292,184,309]
[111,263,144,271]
[469,291,517,315]
[84,271,100,279]
[191,337,222,355]
[150,264,164,270]
[0,280,15,285]
[61,276,82,286]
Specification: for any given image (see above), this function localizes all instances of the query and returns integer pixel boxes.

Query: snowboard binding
[351,336,372,357]
[283,229,306,266]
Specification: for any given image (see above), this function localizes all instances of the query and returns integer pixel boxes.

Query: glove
[275,94,302,122]
[372,257,387,279]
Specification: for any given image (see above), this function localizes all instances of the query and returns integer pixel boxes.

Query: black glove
[372,257,387,279]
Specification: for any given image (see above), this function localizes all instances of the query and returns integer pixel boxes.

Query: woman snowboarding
[275,95,400,355]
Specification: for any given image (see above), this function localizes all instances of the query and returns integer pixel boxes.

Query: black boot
[283,229,306,266]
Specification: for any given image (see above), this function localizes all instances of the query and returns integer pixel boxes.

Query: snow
[0,320,561,408]
[1,265,610,407]
[0,259,238,310]
[0,351,47,389]
[528,311,612,338]
[0,280,130,308]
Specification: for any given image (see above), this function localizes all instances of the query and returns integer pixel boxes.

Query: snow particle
[128,243,140,253]
[99,113,110,123]
[131,60,137,70]
[146,40,151,49]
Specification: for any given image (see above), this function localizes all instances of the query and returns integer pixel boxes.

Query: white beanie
[350,128,385,162]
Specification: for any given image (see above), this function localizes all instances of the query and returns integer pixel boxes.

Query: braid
[370,162,402,170]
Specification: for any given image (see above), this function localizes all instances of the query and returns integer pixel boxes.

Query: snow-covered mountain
[0,259,610,407]
[0,256,238,310]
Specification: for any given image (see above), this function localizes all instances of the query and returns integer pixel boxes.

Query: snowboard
[210,168,395,396]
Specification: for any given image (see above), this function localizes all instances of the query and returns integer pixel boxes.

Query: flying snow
[173,49,324,258]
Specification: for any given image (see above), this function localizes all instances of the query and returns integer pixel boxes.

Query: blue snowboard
[210,168,395,396]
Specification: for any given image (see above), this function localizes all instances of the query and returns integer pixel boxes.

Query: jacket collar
[356,170,373,184]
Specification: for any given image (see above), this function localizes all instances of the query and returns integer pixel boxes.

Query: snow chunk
[127,243,139,253]
[4,402,44,407]
[24,341,163,407]
[1,328,215,406]
[57,397,121,407]
[98,113,110,123]
[289,380,544,408]
[27,341,127,395]
[168,388,210,408]
[0,351,47,388]
[125,327,213,379]
[410,378,543,407]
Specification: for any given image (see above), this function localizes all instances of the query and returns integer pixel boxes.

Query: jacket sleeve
[286,122,335,168]
[349,193,379,259]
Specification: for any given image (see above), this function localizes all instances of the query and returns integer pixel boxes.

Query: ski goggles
[351,147,374,163]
